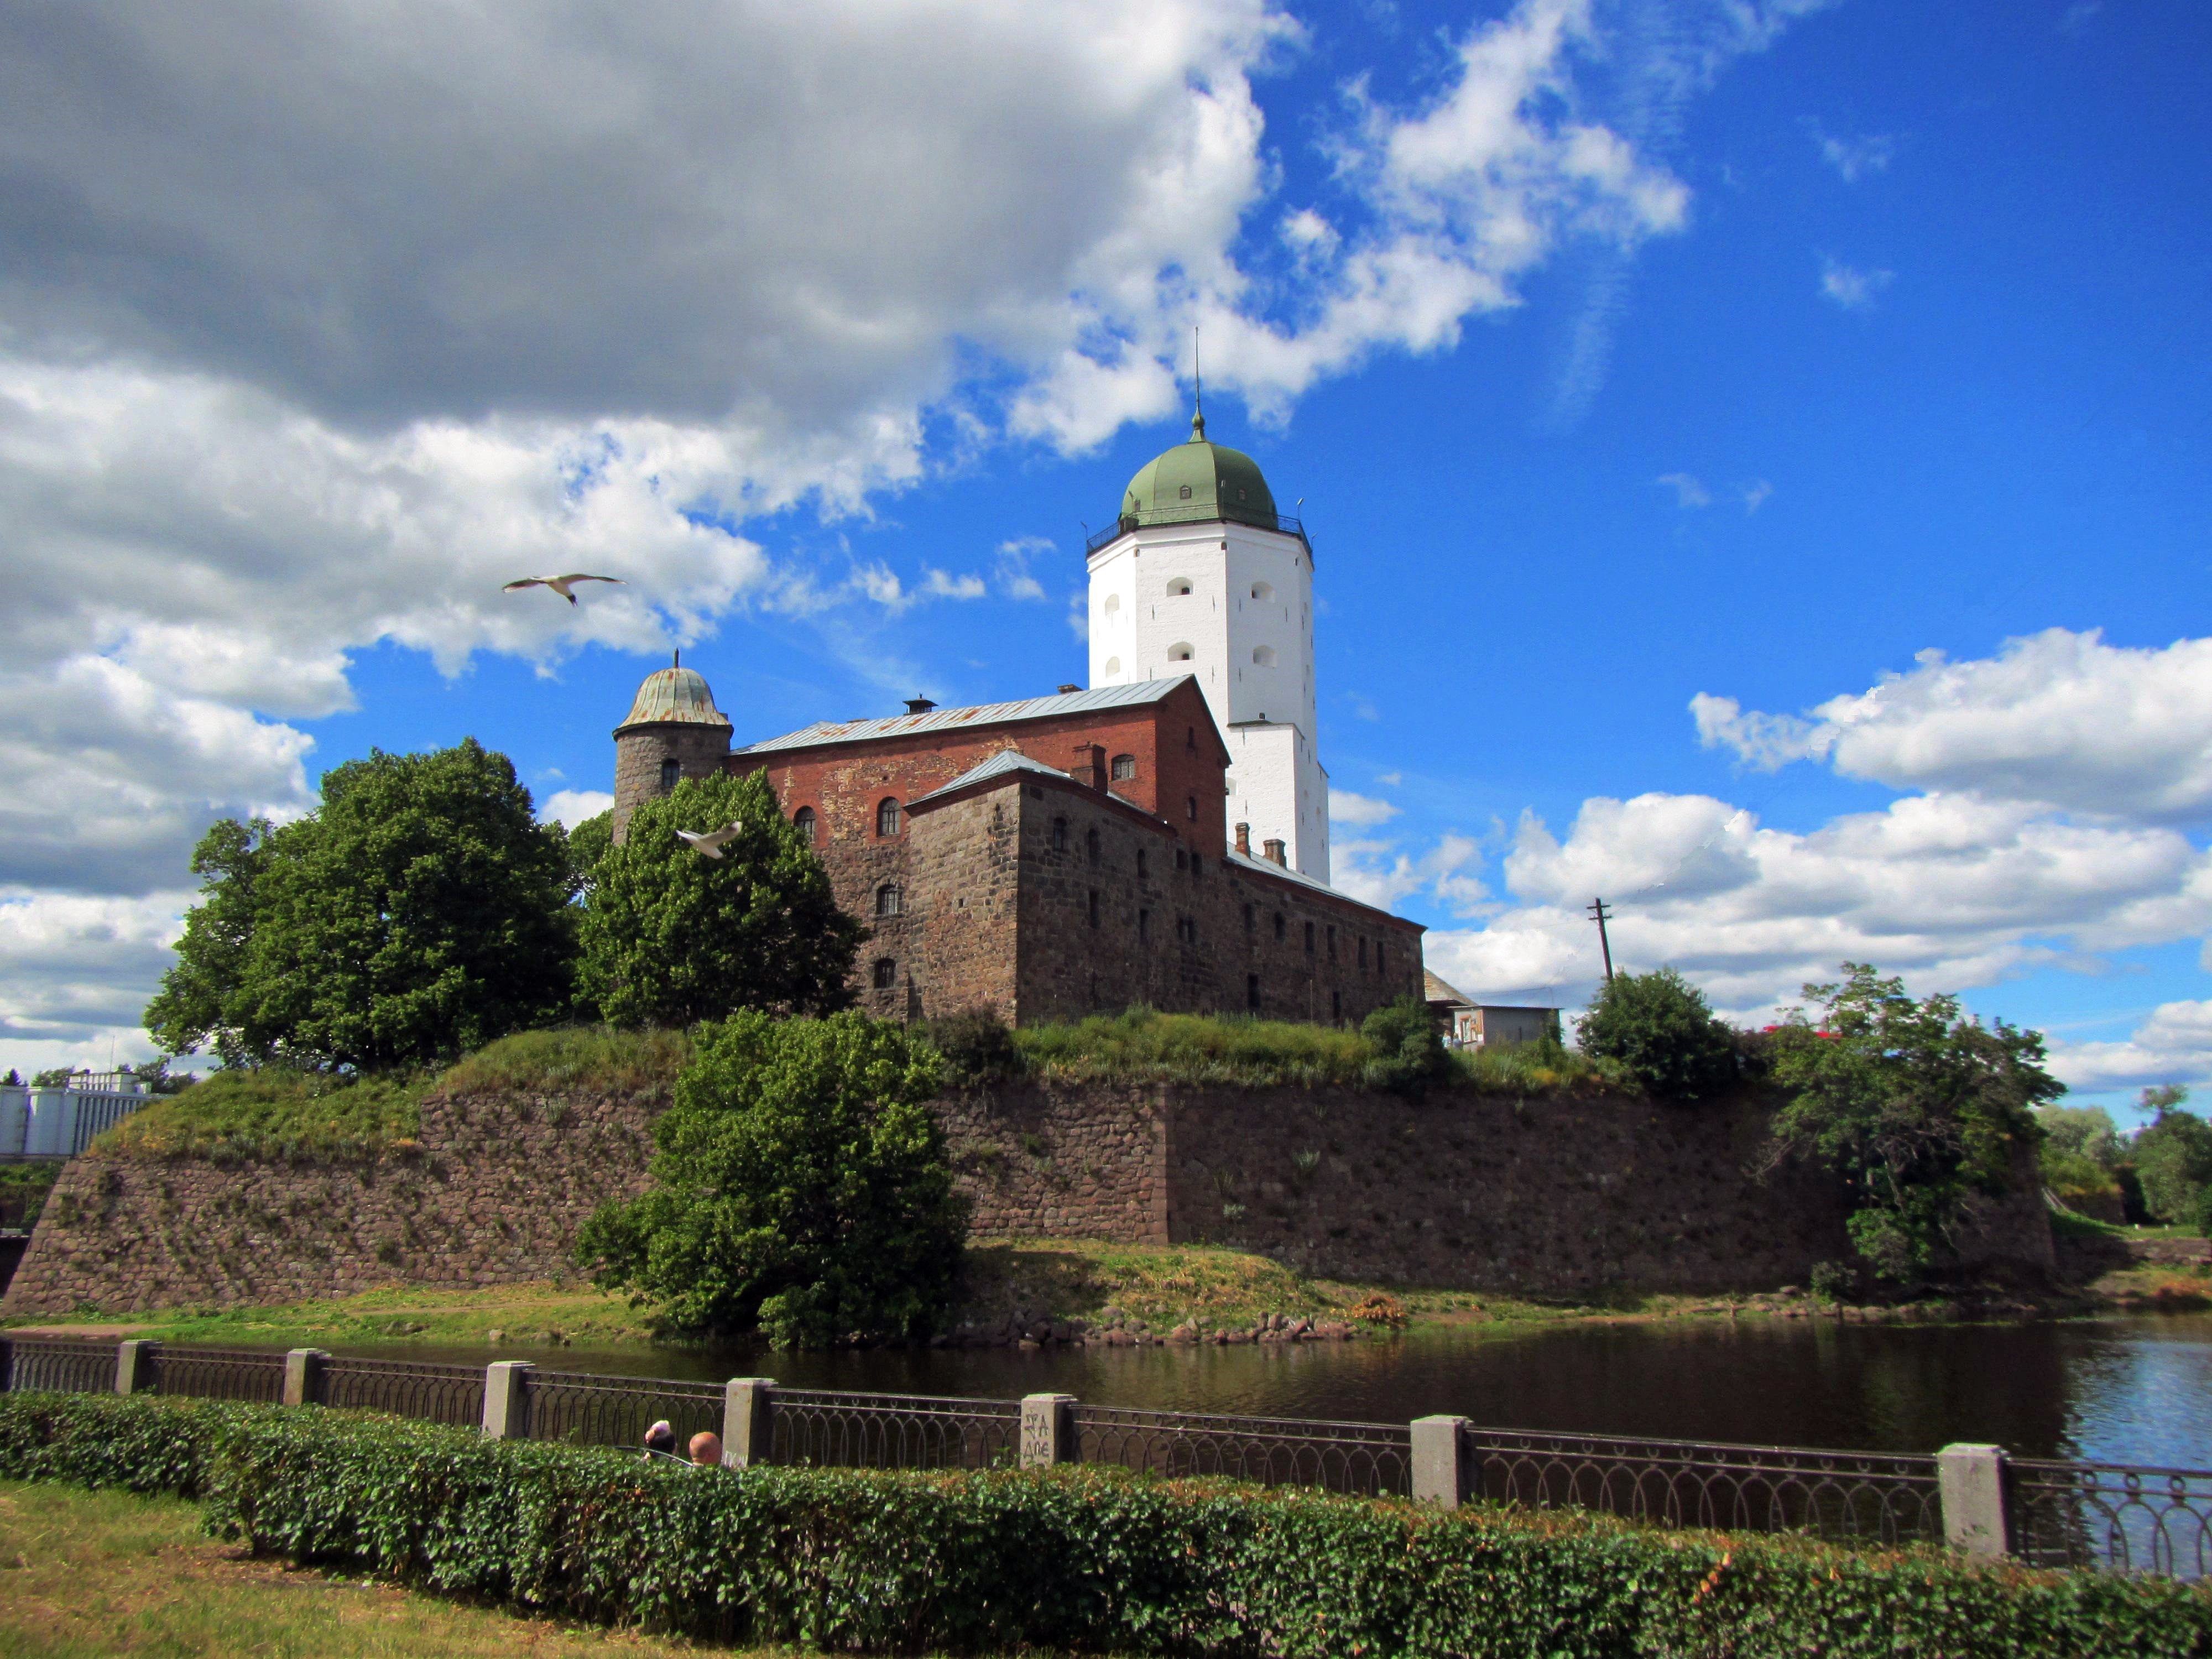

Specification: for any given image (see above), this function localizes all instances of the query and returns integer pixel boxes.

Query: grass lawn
[0,1480,732,1657]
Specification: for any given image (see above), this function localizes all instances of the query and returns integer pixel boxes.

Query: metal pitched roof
[1423,968,1474,1006]
[910,748,1071,806]
[735,676,1197,757]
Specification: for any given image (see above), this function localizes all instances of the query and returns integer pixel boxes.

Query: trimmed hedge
[1,1391,2206,1656]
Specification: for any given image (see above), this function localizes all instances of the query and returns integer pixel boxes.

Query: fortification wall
[2,1077,2051,1316]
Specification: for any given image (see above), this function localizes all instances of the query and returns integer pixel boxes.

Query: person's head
[688,1430,724,1466]
[643,1420,677,1457]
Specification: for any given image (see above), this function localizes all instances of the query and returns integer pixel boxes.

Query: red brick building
[612,670,1425,1026]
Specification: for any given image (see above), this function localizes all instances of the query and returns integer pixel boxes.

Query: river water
[368,1312,2212,1470]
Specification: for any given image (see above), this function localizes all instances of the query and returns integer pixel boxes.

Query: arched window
[1177,483,1193,500]
[1110,753,1136,781]
[1051,817,1069,853]
[792,806,816,844]
[658,758,681,791]
[1252,646,1276,667]
[1185,795,1198,821]
[1167,642,1193,662]
[1167,577,1192,597]
[1103,593,1121,615]
[875,884,901,918]
[872,957,897,989]
[1086,827,1100,866]
[1251,580,1274,601]
[1103,656,1121,676]
[876,797,901,837]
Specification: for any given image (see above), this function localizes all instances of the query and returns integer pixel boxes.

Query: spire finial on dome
[1189,324,1206,442]
[672,648,680,669]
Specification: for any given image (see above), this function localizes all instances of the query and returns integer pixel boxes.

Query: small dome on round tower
[1117,404,1279,534]
[618,659,732,731]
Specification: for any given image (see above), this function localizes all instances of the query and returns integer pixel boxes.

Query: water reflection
[358,1313,2212,1469]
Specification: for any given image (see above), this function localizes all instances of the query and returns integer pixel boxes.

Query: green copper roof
[1118,407,1279,533]
[618,664,731,731]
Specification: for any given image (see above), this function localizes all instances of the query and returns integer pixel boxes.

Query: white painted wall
[1087,518,1329,880]
[0,1082,148,1159]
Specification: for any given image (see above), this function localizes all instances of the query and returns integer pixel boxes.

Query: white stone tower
[1085,404,1329,880]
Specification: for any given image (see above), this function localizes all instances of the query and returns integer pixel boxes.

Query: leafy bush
[2133,1091,2212,1225]
[577,1010,966,1345]
[1359,995,1450,1095]
[1450,1036,1610,1094]
[145,740,578,1071]
[920,1008,1027,1087]
[578,771,862,1029]
[0,1160,61,1227]
[1574,968,1740,1102]
[0,1392,2205,1658]
[1767,965,2057,1286]
[95,1067,425,1160]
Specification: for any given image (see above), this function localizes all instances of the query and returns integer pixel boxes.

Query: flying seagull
[502,573,624,604]
[676,821,744,859]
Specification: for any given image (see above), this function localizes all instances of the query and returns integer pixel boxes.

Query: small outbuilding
[1423,971,1559,1050]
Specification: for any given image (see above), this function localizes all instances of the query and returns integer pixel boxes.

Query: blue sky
[3,0,2206,1120]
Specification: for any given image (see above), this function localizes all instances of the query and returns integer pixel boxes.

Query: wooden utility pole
[1587,898,1615,982]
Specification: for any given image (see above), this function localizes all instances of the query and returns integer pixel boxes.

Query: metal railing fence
[1075,1404,1411,1496]
[320,1356,486,1427]
[1,1333,2206,1578]
[766,1387,1020,1470]
[1461,1425,1942,1547]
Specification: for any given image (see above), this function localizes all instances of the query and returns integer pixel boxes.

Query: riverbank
[10,1233,2185,1354]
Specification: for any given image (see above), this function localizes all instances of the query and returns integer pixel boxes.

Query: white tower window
[1252,646,1276,667]
[1166,578,1192,597]
[1167,642,1193,662]
[1103,656,1121,676]
[1251,581,1274,601]
[1103,593,1120,615]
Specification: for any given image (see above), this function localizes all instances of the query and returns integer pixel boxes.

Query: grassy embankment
[2048,1210,2212,1311]
[0,1479,784,1658]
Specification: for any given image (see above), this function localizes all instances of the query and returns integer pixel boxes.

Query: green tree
[2131,1088,2212,1224]
[576,1010,966,1345]
[144,740,576,1070]
[1575,967,1739,1101]
[1767,964,2059,1285]
[578,772,862,1027]
[565,808,613,906]
[1360,994,1449,1095]
[2034,1103,2126,1215]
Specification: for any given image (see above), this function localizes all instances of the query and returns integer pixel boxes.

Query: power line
[1587,897,1615,982]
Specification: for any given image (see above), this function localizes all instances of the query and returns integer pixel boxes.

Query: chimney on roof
[1262,837,1287,867]
[1234,822,1251,856]
[1071,742,1106,790]
[904,696,937,714]
[1056,684,1081,695]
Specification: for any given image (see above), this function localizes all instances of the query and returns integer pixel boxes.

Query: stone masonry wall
[1,1088,657,1315]
[3,1076,2053,1316]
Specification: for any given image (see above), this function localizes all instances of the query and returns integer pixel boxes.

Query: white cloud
[0,890,187,1071]
[1329,789,1401,827]
[1336,831,1490,916]
[1810,124,1897,182]
[1740,479,1772,514]
[2049,1001,2212,1094]
[993,538,1052,602]
[540,790,615,831]
[1693,629,2212,821]
[1819,257,1893,309]
[1657,471,1711,508]
[922,569,989,601]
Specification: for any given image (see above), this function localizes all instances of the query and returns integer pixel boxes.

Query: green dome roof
[1118,408,1279,534]
[618,662,731,731]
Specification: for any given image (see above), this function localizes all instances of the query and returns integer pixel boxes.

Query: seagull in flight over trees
[676,821,744,859]
[502,573,624,604]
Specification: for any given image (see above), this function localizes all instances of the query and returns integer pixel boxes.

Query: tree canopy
[578,771,862,1027]
[1767,964,2059,1286]
[1575,967,1740,1102]
[2131,1088,2212,1225]
[577,1009,966,1345]
[145,739,576,1070]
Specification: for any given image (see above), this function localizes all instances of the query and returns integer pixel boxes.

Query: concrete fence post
[113,1339,159,1396]
[481,1360,535,1439]
[1020,1394,1077,1468]
[1411,1415,1470,1507]
[283,1348,330,1408]
[1937,1443,2011,1560]
[723,1377,776,1468]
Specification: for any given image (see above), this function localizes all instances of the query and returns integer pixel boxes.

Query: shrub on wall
[0,1393,2204,1658]
[1358,995,1450,1095]
[1574,968,1740,1102]
[577,1009,966,1345]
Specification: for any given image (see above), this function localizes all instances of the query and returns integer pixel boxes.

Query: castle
[610,411,1425,1027]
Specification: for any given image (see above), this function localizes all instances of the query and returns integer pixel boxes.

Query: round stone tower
[612,657,734,842]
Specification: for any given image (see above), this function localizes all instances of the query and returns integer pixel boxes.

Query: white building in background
[0,1071,150,1160]
[1086,405,1331,881]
